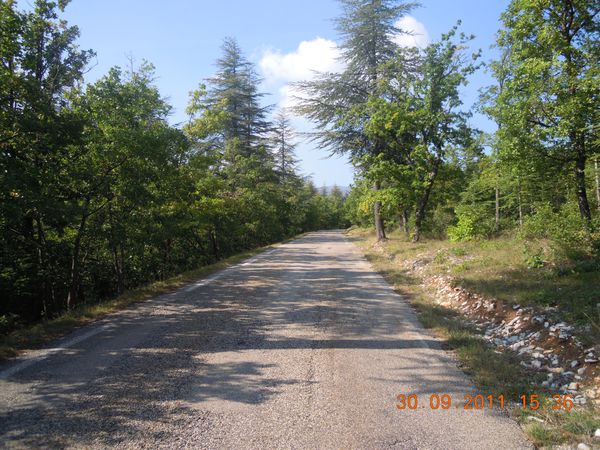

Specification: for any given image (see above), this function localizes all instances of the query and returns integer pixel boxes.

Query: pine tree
[270,109,299,183]
[186,37,274,187]
[207,37,271,160]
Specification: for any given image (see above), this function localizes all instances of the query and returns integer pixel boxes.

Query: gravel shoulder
[0,231,531,449]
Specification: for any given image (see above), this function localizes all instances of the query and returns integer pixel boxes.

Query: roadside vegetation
[0,240,296,361]
[0,1,348,338]
[1,0,598,445]
[350,228,600,448]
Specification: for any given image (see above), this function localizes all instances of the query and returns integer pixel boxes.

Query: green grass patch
[517,407,600,448]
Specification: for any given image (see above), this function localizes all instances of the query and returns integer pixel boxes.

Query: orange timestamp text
[395,394,574,411]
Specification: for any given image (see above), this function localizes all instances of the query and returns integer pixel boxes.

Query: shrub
[447,204,495,241]
[520,201,595,263]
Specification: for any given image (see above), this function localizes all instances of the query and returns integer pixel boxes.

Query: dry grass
[356,229,600,344]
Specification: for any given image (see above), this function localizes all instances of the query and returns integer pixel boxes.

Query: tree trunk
[595,156,600,212]
[399,208,409,235]
[112,243,125,295]
[373,182,386,241]
[109,205,125,294]
[517,176,523,229]
[412,158,441,243]
[574,148,592,226]
[67,199,89,310]
[34,215,51,317]
[495,179,500,232]
[209,228,219,261]
[413,204,424,243]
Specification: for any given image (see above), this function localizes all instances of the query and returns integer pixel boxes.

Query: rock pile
[386,247,600,406]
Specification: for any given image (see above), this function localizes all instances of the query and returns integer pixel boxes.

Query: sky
[52,0,512,187]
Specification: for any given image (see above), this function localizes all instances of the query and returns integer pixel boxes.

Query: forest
[1,0,599,334]
[0,0,348,330]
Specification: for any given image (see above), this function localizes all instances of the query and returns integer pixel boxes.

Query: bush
[520,201,596,263]
[427,204,457,238]
[447,204,495,241]
[0,314,20,335]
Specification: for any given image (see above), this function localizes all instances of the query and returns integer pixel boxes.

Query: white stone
[571,360,580,368]
[532,360,542,369]
[505,335,516,344]
[577,367,586,375]
[594,428,600,438]
[568,382,580,390]
[577,444,591,450]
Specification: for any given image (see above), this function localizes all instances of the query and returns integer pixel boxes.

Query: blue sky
[56,0,511,187]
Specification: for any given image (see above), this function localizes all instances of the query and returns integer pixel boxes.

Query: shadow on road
[0,231,470,447]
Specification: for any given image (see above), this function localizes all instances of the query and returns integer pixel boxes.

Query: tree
[208,37,270,161]
[0,0,93,318]
[186,37,275,187]
[68,63,189,304]
[364,25,481,241]
[270,109,299,183]
[295,0,419,241]
[489,0,600,228]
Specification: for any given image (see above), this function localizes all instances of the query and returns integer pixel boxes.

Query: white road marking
[0,324,113,380]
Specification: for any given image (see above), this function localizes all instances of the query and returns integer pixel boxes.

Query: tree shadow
[0,231,481,447]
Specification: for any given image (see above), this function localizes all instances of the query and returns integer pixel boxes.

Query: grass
[0,239,294,362]
[349,228,600,448]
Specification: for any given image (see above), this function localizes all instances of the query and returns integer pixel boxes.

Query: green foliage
[522,244,545,269]
[344,23,482,241]
[486,0,600,226]
[448,204,490,241]
[0,5,348,332]
[521,202,585,244]
[295,0,419,240]
[520,202,593,262]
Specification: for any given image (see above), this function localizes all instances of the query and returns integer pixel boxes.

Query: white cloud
[260,38,343,110]
[392,16,429,49]
[260,38,343,84]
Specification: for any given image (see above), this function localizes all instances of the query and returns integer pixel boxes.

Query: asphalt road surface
[0,231,531,449]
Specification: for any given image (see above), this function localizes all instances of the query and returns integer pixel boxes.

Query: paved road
[0,231,531,449]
